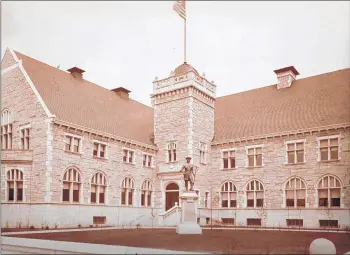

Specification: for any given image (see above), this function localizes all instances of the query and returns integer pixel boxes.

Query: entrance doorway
[165,183,179,211]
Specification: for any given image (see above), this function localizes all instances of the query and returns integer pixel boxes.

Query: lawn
[8,228,350,254]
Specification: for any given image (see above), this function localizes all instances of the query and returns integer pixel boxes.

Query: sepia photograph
[1,1,350,254]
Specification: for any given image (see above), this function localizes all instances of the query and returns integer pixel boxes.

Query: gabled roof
[10,50,350,146]
[214,68,350,142]
[14,51,155,146]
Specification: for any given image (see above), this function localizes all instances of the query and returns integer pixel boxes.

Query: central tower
[152,62,216,203]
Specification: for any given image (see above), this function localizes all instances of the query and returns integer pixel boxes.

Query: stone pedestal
[176,191,202,234]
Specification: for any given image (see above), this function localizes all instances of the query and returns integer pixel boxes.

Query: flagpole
[184,18,186,63]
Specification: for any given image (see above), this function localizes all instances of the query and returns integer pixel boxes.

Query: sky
[1,1,349,107]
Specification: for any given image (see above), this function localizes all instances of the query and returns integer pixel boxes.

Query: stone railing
[1,149,33,163]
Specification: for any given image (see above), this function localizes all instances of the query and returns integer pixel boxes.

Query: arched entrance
[165,183,179,211]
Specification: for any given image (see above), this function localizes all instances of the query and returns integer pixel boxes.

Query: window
[317,175,341,208]
[286,219,303,227]
[222,149,236,169]
[90,172,107,204]
[247,218,261,226]
[93,141,107,158]
[1,109,13,150]
[65,134,82,153]
[121,176,135,206]
[62,167,82,203]
[20,127,30,150]
[284,177,306,208]
[319,220,338,228]
[199,143,206,164]
[246,180,264,208]
[221,181,237,208]
[286,140,305,164]
[6,169,24,202]
[204,192,209,208]
[123,149,135,164]
[93,216,106,224]
[222,218,235,225]
[167,142,177,162]
[247,146,263,167]
[141,179,153,207]
[142,154,153,168]
[318,136,340,161]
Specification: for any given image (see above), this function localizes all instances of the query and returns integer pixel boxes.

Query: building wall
[203,128,350,218]
[1,51,49,203]
[50,124,158,206]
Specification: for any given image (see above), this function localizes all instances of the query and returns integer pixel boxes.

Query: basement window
[319,220,338,228]
[247,218,261,226]
[93,216,106,224]
[222,218,235,225]
[286,219,303,227]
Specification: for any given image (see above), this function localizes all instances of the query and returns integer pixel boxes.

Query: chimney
[273,66,299,89]
[67,67,85,79]
[111,87,131,100]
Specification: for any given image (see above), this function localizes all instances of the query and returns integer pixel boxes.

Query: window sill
[64,150,83,156]
[221,168,236,171]
[164,161,179,164]
[318,160,340,163]
[93,156,108,160]
[142,166,154,169]
[284,162,306,165]
[246,166,263,169]
[123,161,136,165]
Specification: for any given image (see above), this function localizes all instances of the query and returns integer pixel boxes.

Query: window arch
[90,171,107,204]
[284,176,307,208]
[62,167,82,203]
[167,142,177,162]
[317,175,341,208]
[221,181,237,208]
[1,109,13,150]
[246,179,264,208]
[141,179,153,207]
[6,169,24,202]
[121,176,135,206]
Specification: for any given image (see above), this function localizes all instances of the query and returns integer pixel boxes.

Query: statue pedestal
[176,191,202,234]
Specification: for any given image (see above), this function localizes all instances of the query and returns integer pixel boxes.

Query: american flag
[173,1,186,20]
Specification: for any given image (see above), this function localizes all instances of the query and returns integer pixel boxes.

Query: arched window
[1,109,13,150]
[121,176,135,206]
[141,179,153,207]
[7,169,24,202]
[317,175,341,207]
[246,179,264,208]
[221,181,237,208]
[91,172,107,204]
[62,167,82,203]
[284,177,306,208]
[167,142,177,162]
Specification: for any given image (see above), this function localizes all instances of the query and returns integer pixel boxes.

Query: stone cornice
[53,118,158,152]
[211,123,350,147]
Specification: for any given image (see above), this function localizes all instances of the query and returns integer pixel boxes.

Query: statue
[180,156,197,191]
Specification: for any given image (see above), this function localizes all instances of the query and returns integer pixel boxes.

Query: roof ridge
[216,67,350,100]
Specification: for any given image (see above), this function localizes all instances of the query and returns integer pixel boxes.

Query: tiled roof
[14,51,155,146]
[214,68,350,142]
[12,51,350,145]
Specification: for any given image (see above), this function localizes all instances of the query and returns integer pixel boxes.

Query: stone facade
[1,50,349,229]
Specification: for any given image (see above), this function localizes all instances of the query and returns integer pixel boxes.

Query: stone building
[1,48,349,229]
